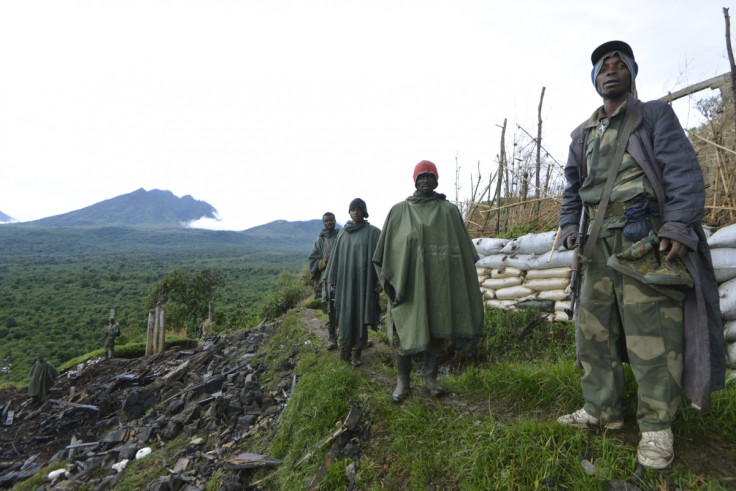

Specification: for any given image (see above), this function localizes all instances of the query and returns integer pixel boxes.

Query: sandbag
[727,341,736,368]
[482,277,523,289]
[474,237,509,256]
[500,231,562,255]
[719,277,736,321]
[486,299,516,310]
[710,248,736,284]
[707,223,736,249]
[478,276,488,284]
[724,320,736,343]
[477,250,574,271]
[481,288,495,300]
[477,267,492,277]
[552,311,573,323]
[555,301,571,312]
[537,289,569,301]
[491,266,523,278]
[495,285,535,300]
[524,277,571,292]
[526,267,572,279]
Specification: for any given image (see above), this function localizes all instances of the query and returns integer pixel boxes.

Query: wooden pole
[157,305,166,353]
[724,8,736,138]
[495,118,507,235]
[534,87,546,215]
[146,310,154,355]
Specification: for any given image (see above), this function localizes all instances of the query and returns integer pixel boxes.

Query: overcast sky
[1,1,733,230]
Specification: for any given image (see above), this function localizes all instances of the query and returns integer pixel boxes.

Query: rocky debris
[0,320,322,490]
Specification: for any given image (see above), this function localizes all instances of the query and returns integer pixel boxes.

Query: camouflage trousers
[104,338,115,359]
[577,228,683,432]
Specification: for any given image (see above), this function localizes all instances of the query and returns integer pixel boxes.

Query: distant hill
[0,188,329,256]
[242,219,329,241]
[0,210,14,224]
[19,188,217,227]
[0,220,326,259]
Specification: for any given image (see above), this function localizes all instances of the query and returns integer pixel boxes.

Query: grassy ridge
[252,308,736,489]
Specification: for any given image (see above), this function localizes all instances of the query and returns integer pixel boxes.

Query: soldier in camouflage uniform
[557,41,725,470]
[104,317,121,359]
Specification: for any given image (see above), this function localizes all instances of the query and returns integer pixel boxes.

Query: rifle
[565,207,588,320]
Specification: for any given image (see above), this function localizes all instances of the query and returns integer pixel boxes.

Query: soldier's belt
[589,200,657,219]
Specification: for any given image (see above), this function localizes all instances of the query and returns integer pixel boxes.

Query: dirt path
[299,308,394,385]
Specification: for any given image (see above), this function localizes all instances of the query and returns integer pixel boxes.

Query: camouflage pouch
[606,231,693,301]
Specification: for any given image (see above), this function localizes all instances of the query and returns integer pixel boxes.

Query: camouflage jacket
[560,95,725,411]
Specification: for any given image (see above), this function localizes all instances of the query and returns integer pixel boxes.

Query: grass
[255,303,736,490]
[30,275,734,490]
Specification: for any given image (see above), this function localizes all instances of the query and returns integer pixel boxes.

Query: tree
[146,268,225,336]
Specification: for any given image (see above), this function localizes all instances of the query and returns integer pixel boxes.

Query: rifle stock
[565,207,588,320]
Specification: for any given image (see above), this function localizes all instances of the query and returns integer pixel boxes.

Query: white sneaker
[637,429,674,469]
[557,408,623,430]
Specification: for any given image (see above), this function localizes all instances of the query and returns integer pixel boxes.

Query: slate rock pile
[0,320,308,490]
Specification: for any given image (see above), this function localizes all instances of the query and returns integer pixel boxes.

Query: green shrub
[258,272,311,321]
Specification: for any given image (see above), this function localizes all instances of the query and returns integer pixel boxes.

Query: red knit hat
[413,160,438,183]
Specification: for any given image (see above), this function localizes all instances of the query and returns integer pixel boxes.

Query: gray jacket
[560,95,725,411]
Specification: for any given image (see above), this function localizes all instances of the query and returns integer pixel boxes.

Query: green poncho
[373,193,484,354]
[326,220,382,348]
[28,359,58,399]
[308,228,340,286]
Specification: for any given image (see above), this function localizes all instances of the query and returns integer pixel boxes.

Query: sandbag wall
[474,226,736,367]
[473,232,575,323]
[708,223,736,369]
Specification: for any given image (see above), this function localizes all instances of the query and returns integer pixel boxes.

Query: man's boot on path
[340,345,351,362]
[327,322,337,350]
[392,354,412,403]
[351,349,362,367]
[423,351,445,397]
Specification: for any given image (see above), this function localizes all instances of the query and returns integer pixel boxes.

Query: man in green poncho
[308,212,341,349]
[326,199,382,366]
[373,161,484,403]
[28,355,58,403]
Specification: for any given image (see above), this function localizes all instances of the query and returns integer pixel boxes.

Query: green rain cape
[326,220,381,347]
[308,227,340,285]
[373,193,484,354]
[28,359,58,399]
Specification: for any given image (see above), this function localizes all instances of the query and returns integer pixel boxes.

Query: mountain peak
[19,189,218,227]
[0,210,16,224]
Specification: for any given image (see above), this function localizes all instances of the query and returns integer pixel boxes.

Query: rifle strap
[581,100,643,261]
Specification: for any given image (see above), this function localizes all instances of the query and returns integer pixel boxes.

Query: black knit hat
[348,198,368,218]
[591,40,635,65]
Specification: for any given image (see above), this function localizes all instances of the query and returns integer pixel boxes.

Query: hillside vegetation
[0,222,318,385]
